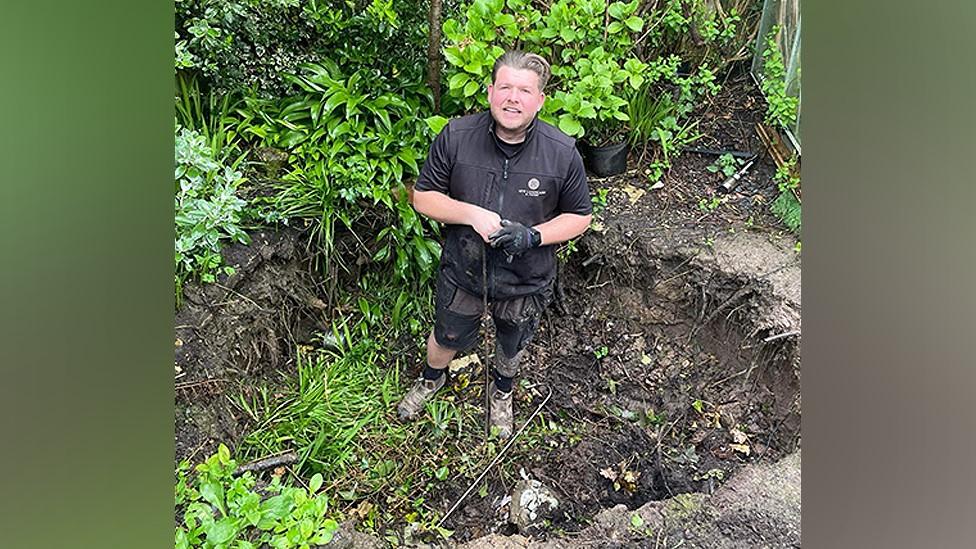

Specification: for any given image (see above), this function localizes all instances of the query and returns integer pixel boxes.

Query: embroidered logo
[519,177,547,198]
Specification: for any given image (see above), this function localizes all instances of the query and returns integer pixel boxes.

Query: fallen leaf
[730,428,748,444]
[640,353,652,365]
[353,501,373,519]
[730,443,751,455]
[599,467,617,481]
[620,184,646,204]
[649,181,665,191]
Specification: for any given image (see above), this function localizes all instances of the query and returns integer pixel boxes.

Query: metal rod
[436,383,553,529]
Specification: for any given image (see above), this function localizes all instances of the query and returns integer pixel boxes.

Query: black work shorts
[432,272,553,358]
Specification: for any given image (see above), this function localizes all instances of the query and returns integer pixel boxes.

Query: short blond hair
[492,50,551,91]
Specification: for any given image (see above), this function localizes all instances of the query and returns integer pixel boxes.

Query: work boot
[397,374,446,421]
[488,381,514,440]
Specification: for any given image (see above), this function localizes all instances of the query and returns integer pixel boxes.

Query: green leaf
[608,2,626,19]
[444,47,463,66]
[558,115,583,136]
[218,444,230,464]
[494,13,515,26]
[463,80,481,97]
[631,513,644,528]
[200,481,226,516]
[425,115,450,134]
[308,473,323,494]
[261,494,293,521]
[435,466,450,481]
[300,518,315,539]
[448,72,468,91]
[608,21,624,34]
[560,27,575,42]
[205,517,237,545]
[625,15,643,32]
[175,528,190,549]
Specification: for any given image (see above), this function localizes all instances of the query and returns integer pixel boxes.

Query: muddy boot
[488,381,514,440]
[397,374,446,421]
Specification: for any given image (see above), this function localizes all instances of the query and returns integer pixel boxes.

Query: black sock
[423,364,446,381]
[493,369,513,393]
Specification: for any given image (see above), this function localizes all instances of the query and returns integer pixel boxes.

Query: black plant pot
[578,140,629,177]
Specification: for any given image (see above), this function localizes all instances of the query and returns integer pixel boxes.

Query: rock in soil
[510,478,560,533]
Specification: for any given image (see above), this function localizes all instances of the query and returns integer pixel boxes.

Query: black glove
[489,219,541,256]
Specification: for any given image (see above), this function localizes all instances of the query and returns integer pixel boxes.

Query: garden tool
[436,381,552,529]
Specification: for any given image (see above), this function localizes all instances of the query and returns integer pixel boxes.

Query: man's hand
[469,208,503,242]
[489,219,541,255]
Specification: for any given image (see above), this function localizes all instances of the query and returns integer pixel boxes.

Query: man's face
[487,65,545,141]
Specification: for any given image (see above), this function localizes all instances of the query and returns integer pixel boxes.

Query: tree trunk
[426,0,444,112]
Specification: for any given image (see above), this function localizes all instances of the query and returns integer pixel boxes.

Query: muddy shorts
[433,272,553,359]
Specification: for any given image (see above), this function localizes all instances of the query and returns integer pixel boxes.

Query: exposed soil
[174,227,325,465]
[174,75,801,547]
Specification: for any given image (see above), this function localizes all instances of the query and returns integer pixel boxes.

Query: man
[397,50,592,439]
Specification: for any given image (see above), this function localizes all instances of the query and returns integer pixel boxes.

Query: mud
[174,227,327,465]
[431,220,801,542]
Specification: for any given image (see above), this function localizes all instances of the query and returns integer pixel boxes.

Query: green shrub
[175,124,251,304]
[442,0,731,149]
[760,25,799,131]
[175,0,430,97]
[175,444,340,549]
[442,0,649,144]
[231,59,441,284]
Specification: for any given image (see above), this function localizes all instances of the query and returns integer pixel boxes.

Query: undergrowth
[759,25,799,132]
[771,156,801,234]
[174,124,250,306]
[175,444,340,549]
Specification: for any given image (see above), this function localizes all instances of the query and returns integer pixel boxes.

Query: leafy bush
[759,25,799,131]
[442,0,732,148]
[175,124,251,303]
[231,60,441,284]
[175,0,430,97]
[442,0,649,144]
[175,444,340,549]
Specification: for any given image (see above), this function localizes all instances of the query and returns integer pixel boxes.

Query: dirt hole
[174,227,800,542]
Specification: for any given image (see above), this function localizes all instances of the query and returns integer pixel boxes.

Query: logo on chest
[518,177,547,198]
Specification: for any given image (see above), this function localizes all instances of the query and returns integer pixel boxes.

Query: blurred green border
[0,3,172,545]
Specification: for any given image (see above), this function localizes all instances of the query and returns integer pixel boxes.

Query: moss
[664,493,705,523]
